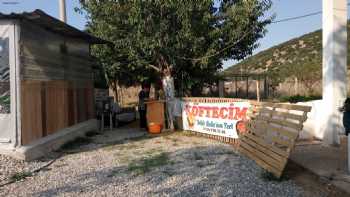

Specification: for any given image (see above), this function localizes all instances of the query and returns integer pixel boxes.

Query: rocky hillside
[224,24,350,82]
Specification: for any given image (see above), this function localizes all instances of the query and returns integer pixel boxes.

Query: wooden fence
[21,80,95,145]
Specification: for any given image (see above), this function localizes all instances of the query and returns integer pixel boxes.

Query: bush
[279,95,321,103]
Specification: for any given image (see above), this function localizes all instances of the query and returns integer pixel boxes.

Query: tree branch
[148,64,161,72]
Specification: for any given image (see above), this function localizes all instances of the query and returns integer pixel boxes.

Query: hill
[223,24,350,86]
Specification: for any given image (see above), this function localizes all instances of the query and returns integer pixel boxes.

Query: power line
[271,11,322,24]
[272,2,350,24]
[177,4,350,62]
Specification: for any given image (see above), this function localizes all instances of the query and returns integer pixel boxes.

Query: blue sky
[0,0,335,69]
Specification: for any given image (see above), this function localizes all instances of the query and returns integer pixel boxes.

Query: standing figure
[138,83,150,130]
[162,68,175,131]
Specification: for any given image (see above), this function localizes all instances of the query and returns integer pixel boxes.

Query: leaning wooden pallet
[239,102,312,178]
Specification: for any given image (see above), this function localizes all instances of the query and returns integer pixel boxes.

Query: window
[0,36,10,113]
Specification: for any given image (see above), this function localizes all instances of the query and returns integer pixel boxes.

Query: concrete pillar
[321,0,347,145]
[59,0,67,23]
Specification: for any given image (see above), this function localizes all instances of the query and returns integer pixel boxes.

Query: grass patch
[59,137,93,151]
[9,171,32,182]
[127,152,171,175]
[143,148,164,156]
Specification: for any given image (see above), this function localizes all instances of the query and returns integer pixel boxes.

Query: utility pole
[59,0,67,23]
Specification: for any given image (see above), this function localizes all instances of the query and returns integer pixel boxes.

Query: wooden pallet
[239,102,312,178]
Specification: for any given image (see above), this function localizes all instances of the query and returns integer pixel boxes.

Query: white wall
[297,100,344,140]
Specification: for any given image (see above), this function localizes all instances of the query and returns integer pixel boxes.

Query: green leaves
[78,0,271,94]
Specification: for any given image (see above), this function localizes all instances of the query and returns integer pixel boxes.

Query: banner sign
[182,100,251,138]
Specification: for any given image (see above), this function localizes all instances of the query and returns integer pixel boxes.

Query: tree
[77,0,272,97]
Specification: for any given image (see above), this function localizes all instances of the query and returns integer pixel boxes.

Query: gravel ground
[0,130,304,197]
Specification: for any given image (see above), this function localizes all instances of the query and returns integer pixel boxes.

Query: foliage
[77,0,272,95]
[9,171,32,182]
[0,94,10,113]
[224,24,350,89]
[279,95,321,103]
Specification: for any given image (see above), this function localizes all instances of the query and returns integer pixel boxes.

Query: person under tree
[138,83,150,130]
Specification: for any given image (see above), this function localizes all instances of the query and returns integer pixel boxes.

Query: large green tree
[78,0,272,96]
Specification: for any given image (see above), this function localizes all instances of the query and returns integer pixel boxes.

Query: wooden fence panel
[45,81,69,135]
[239,102,311,178]
[21,81,44,145]
[21,80,94,145]
[77,88,87,123]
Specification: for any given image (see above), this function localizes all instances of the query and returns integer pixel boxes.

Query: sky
[0,0,337,69]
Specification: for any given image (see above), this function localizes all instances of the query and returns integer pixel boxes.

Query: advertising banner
[182,100,251,139]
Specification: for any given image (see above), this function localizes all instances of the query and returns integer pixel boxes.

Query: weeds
[9,171,32,182]
[127,152,171,175]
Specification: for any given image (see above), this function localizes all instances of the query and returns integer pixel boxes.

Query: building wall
[19,21,95,145]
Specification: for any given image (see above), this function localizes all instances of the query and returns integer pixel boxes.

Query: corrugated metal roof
[0,9,109,44]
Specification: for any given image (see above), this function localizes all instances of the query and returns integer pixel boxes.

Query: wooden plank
[21,81,43,145]
[240,146,282,178]
[77,88,87,123]
[41,82,47,137]
[267,124,299,139]
[45,81,69,135]
[240,136,287,163]
[262,102,312,112]
[240,102,311,178]
[260,108,306,122]
[240,138,287,170]
[270,135,292,148]
[255,116,303,130]
[244,133,289,157]
[67,84,75,126]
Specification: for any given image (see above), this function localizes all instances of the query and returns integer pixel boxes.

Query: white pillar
[321,0,347,146]
[59,0,67,23]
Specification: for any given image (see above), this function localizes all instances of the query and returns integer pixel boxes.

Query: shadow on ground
[31,143,303,197]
